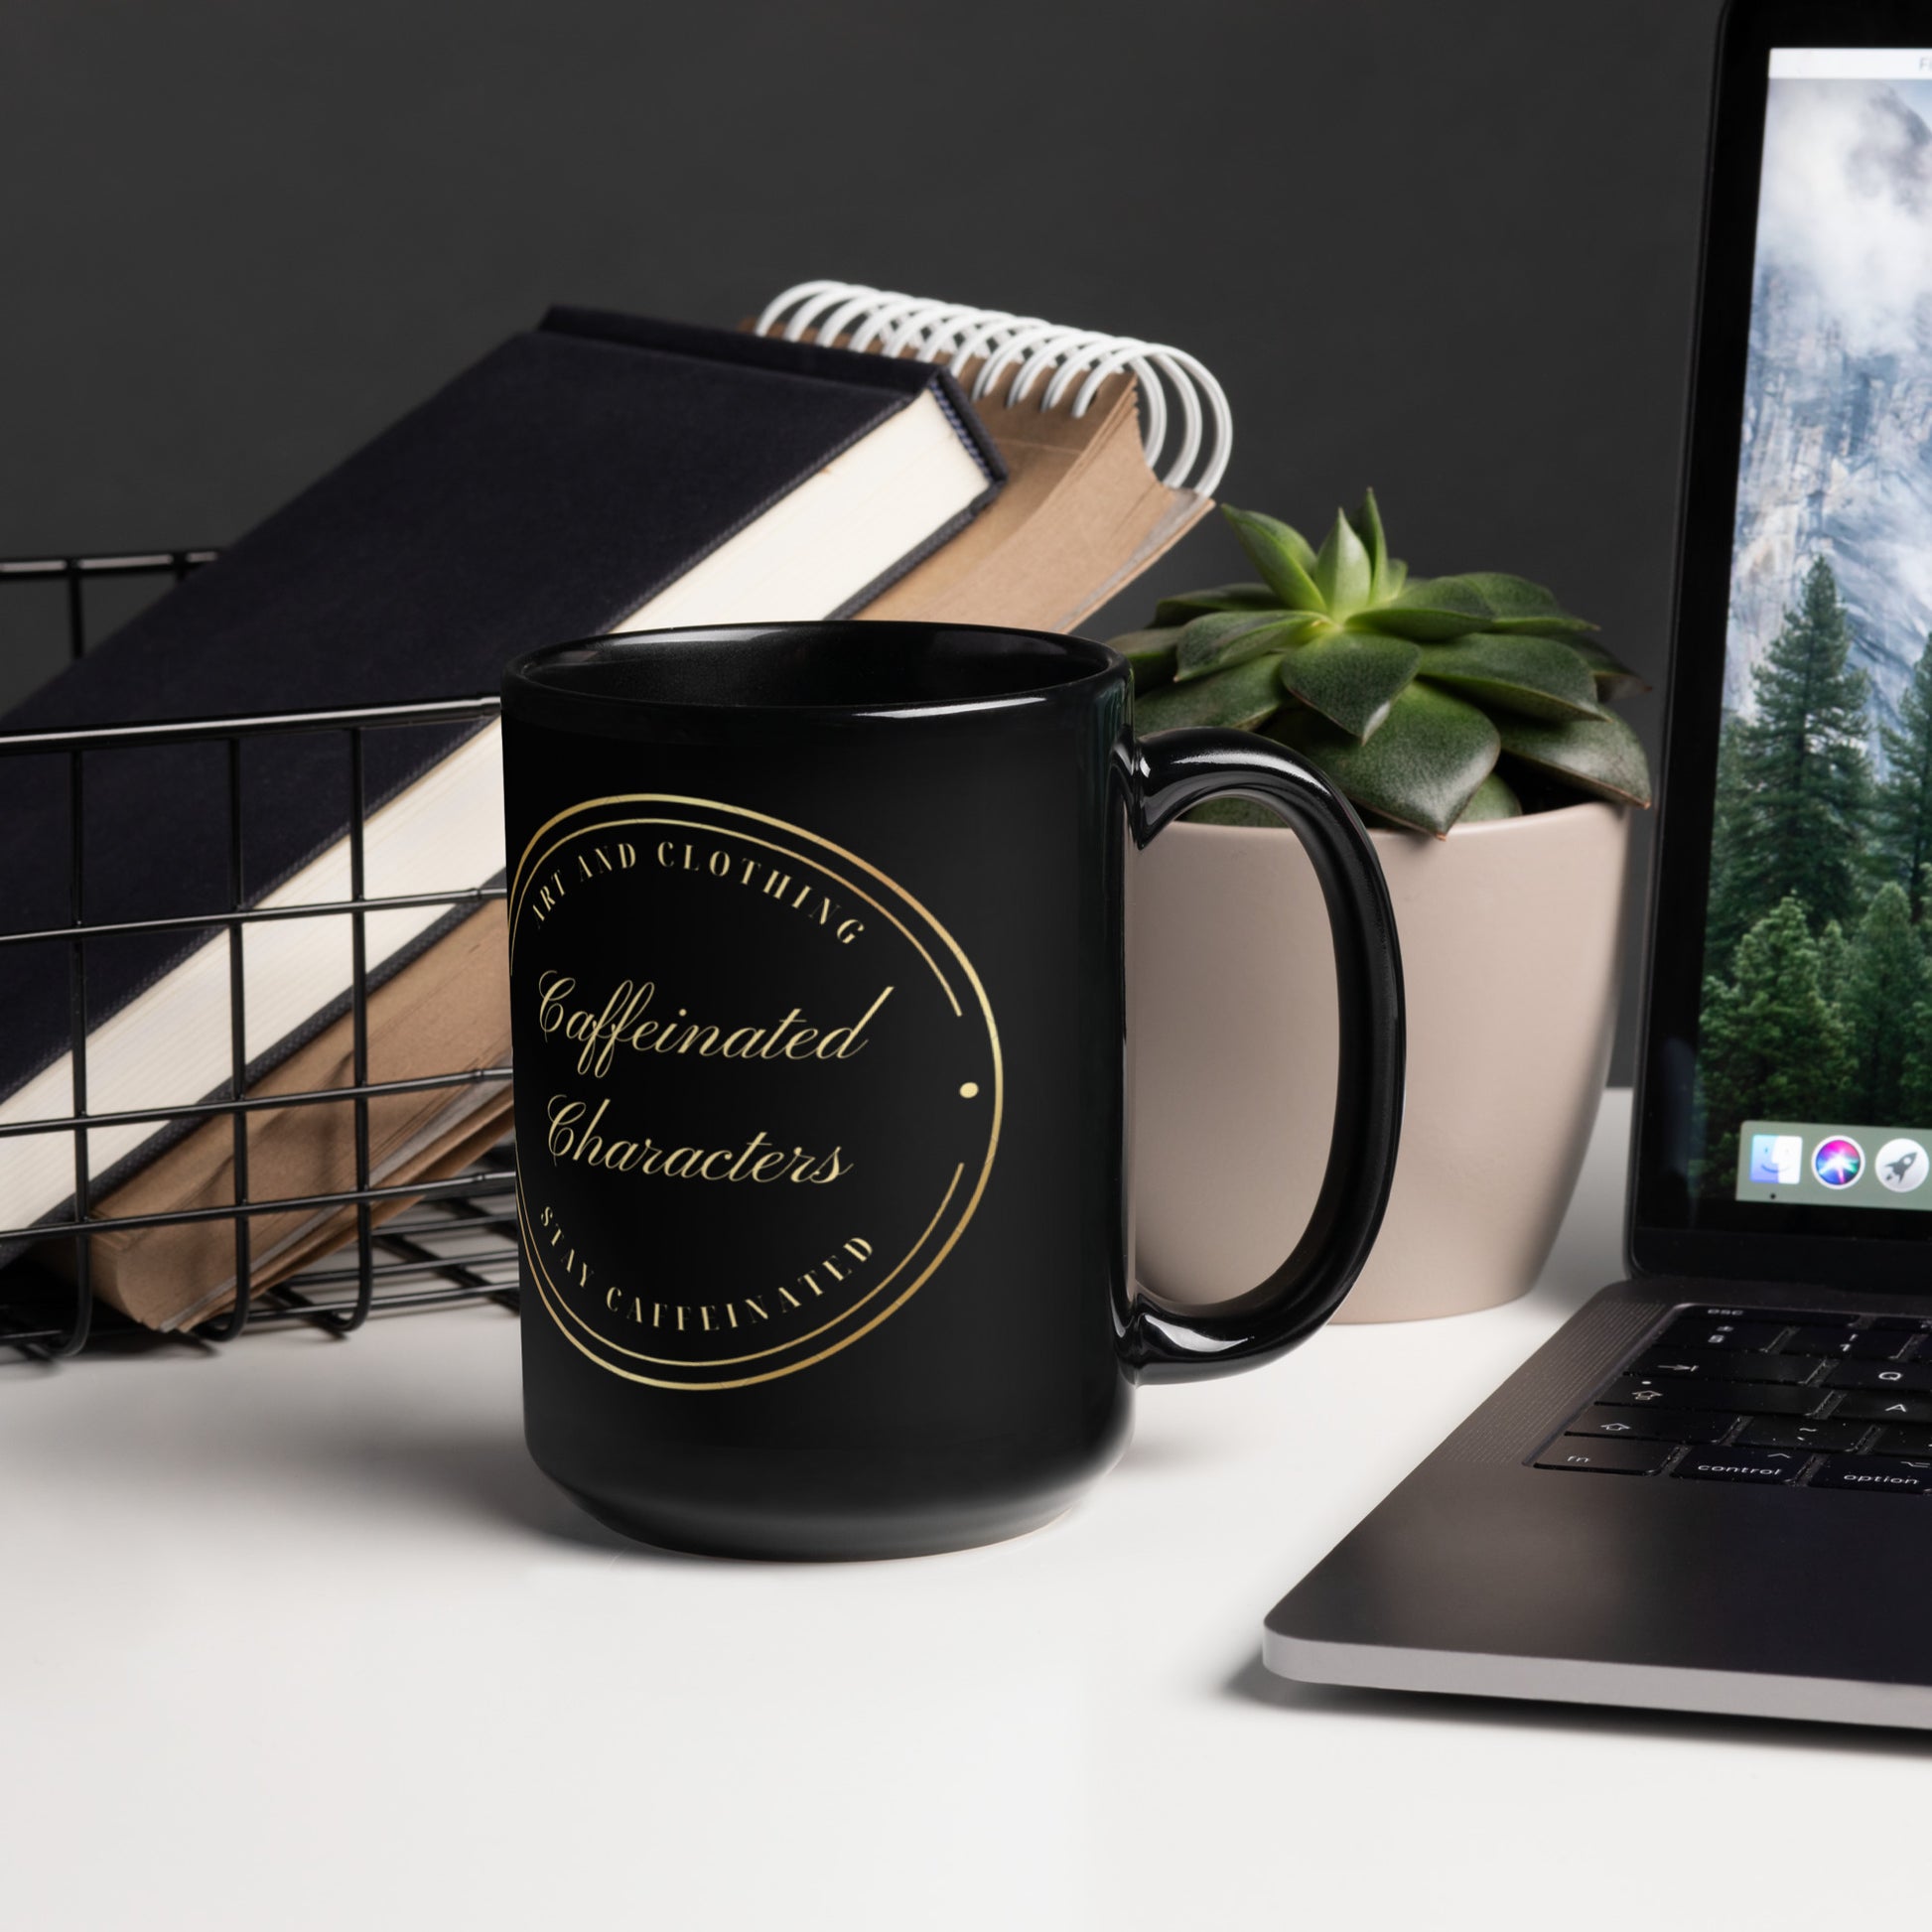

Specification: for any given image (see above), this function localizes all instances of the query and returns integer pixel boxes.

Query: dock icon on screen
[1749,1133,1803,1185]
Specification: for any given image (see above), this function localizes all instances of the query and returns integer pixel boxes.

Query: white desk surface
[5,1086,1926,1931]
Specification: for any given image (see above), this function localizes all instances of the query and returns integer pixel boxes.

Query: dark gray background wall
[0,0,1728,1076]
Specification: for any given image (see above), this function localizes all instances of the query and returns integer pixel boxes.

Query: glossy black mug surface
[501,621,1403,1559]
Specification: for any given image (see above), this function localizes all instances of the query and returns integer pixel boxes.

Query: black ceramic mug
[500,621,1403,1559]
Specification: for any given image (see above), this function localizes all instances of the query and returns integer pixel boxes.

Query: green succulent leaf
[1113,626,1180,692]
[1173,611,1320,682]
[1134,651,1287,733]
[1446,572,1598,634]
[1128,494,1652,822]
[1567,635,1652,700]
[1454,771,1523,823]
[1350,489,1390,597]
[1220,506,1325,612]
[1230,509,1317,574]
[1496,708,1652,806]
[1415,631,1602,722]
[1360,572,1596,640]
[1276,628,1421,740]
[1311,507,1374,617]
[1271,682,1501,836]
[1153,582,1278,627]
[1352,576,1500,639]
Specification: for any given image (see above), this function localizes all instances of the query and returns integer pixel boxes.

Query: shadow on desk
[332,1422,718,1564]
[1223,1651,1932,1757]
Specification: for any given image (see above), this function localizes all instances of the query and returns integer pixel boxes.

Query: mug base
[559,1482,1080,1563]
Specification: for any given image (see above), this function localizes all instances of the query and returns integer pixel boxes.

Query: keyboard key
[1660,1315,1789,1352]
[1735,1418,1869,1452]
[1811,1456,1932,1493]
[1565,1407,1735,1444]
[1535,1439,1675,1474]
[1824,1361,1932,1392]
[1538,1313,1932,1491]
[1632,1349,1817,1384]
[1671,1446,1807,1484]
[1539,1309,1932,1498]
[1830,1392,1932,1425]
[1600,1378,1827,1416]
[1783,1326,1907,1359]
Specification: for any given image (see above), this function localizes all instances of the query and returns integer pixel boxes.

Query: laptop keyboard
[1534,1307,1932,1491]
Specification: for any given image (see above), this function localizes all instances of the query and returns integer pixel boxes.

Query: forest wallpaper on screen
[1695,73,1932,1191]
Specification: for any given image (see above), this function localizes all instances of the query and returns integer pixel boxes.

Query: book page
[859,371,1210,632]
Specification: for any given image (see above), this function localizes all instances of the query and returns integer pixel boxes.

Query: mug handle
[1120,727,1406,1383]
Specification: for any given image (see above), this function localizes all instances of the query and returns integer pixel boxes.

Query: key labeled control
[1671,1447,1805,1484]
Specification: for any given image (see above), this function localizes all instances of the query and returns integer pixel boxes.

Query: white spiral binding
[753,280,1232,496]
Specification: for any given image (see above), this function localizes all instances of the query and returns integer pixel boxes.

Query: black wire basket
[0,549,519,1360]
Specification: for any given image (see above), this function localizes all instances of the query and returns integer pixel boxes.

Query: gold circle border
[517,816,969,1370]
[509,793,1003,1391]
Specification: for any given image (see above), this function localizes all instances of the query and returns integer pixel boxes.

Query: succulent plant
[1112,493,1652,835]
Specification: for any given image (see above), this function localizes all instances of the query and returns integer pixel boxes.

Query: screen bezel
[1630,0,1932,1289]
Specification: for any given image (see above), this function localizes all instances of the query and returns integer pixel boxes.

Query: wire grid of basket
[0,548,519,1360]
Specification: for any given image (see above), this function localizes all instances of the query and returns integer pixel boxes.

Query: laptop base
[1263,1279,1932,1731]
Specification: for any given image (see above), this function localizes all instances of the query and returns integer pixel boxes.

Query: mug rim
[501,620,1125,728]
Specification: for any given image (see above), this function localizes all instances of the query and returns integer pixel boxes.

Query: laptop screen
[1698,46,1932,1217]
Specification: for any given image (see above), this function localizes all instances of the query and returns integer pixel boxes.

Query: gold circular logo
[509,795,1001,1390]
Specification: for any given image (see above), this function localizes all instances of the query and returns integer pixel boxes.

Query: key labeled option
[1810,1456,1932,1494]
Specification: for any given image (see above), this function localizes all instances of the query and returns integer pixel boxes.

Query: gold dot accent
[959,1081,980,1099]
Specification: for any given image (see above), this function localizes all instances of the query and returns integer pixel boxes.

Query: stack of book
[4,285,1230,1330]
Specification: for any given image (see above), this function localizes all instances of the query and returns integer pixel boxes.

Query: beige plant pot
[1128,800,1631,1322]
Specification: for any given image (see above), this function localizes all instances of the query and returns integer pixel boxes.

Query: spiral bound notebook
[754,282,1231,633]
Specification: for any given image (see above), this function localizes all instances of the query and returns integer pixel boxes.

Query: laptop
[1263,0,1932,1729]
